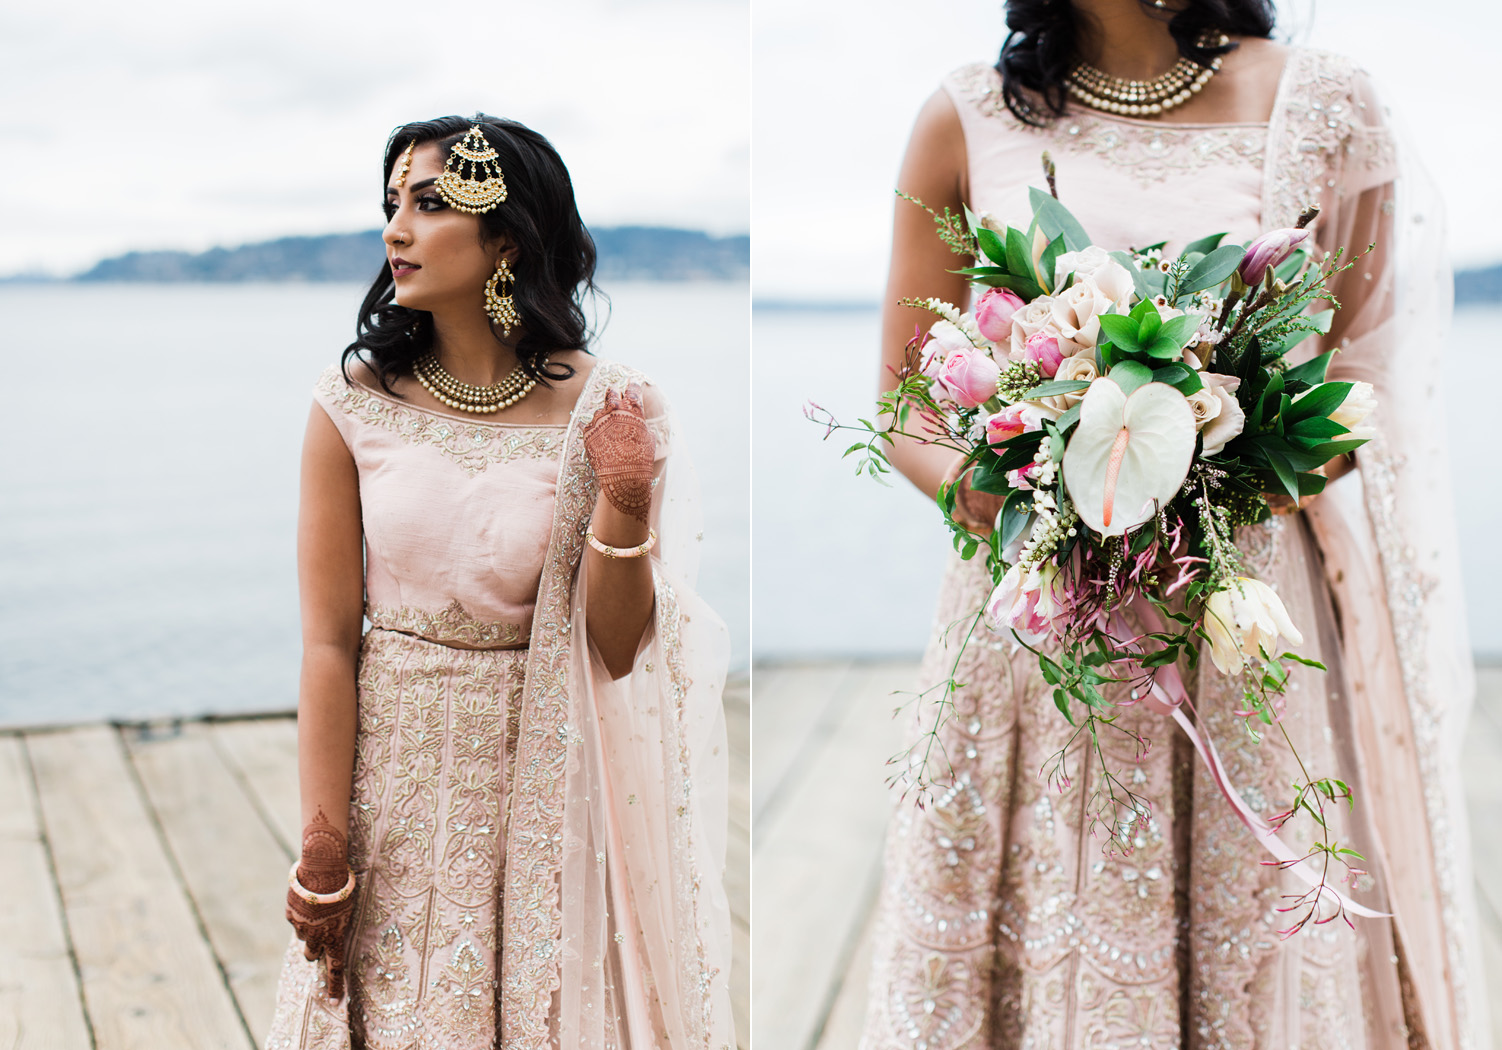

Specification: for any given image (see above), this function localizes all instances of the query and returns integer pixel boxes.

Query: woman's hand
[583,383,655,532]
[943,456,1007,536]
[285,807,356,1001]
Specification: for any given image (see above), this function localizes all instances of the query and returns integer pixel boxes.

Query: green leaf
[1279,651,1328,670]
[1109,250,1154,301]
[1282,381,1351,425]
[975,227,1008,269]
[1285,416,1349,441]
[1005,226,1034,283]
[1109,360,1153,393]
[1180,232,1227,257]
[1151,362,1204,394]
[1306,438,1368,459]
[1029,187,1092,251]
[985,272,1044,301]
[1053,688,1075,725]
[1181,244,1246,294]
[1138,305,1163,343]
[1141,647,1179,668]
[999,489,1033,549]
[1155,312,1203,351]
[1040,655,1063,685]
[1021,378,1091,399]
[1265,448,1301,502]
[1098,313,1141,353]
[1283,349,1336,387]
[1054,402,1082,433]
[1038,234,1068,294]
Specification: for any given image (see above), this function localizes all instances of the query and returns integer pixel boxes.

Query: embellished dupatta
[1265,49,1488,1049]
[501,359,735,1049]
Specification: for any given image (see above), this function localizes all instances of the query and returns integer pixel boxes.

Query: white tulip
[1202,576,1305,676]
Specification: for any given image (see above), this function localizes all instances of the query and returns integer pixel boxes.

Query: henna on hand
[943,458,1006,535]
[582,383,656,525]
[286,806,355,1001]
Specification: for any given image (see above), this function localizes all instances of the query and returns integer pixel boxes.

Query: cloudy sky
[754,0,1502,300]
[1,0,748,278]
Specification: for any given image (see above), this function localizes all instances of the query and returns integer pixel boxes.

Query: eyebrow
[386,176,439,195]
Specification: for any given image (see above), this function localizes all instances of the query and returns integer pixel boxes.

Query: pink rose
[936,347,1000,409]
[921,320,971,377]
[986,402,1046,445]
[1239,227,1312,286]
[1022,330,1065,377]
[975,288,1024,343]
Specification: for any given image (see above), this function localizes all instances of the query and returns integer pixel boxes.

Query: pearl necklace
[1066,33,1228,118]
[414,352,540,414]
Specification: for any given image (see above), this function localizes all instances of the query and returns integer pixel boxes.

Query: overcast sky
[754,0,1502,301]
[1,0,748,278]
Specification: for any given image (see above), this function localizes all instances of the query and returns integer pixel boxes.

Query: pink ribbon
[1126,614,1388,922]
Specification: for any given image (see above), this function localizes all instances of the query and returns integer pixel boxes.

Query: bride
[860,1,1485,1046]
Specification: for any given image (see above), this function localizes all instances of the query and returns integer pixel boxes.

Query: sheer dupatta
[1265,49,1487,1048]
[501,360,734,1049]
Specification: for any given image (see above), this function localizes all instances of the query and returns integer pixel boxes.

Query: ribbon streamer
[1123,611,1388,922]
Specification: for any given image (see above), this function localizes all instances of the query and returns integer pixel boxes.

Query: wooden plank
[816,904,879,1050]
[723,674,751,1050]
[126,722,294,1041]
[209,718,300,859]
[752,662,857,825]
[0,734,93,1050]
[752,662,914,1050]
[732,917,751,1050]
[28,725,252,1050]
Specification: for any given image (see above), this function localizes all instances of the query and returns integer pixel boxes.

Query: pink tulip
[1239,227,1312,286]
[1022,330,1065,377]
[936,347,1000,409]
[986,402,1043,445]
[974,288,1024,343]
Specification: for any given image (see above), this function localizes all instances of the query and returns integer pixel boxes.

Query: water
[753,302,1502,662]
[0,281,749,727]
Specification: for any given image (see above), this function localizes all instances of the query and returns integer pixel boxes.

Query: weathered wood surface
[755,661,1502,1050]
[0,674,749,1050]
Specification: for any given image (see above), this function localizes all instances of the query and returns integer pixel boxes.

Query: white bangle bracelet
[288,861,356,906]
[585,526,657,560]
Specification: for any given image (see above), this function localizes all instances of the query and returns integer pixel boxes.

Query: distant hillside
[1455,263,1502,305]
[67,226,748,284]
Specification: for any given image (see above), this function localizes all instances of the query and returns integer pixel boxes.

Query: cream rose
[1038,352,1099,413]
[1197,373,1244,456]
[1008,296,1060,360]
[1047,277,1114,350]
[1054,245,1136,307]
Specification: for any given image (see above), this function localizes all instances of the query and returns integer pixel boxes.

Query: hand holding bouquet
[811,158,1380,935]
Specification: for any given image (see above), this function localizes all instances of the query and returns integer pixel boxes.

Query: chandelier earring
[484,258,521,336]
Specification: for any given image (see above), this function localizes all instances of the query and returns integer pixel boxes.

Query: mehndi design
[582,383,655,525]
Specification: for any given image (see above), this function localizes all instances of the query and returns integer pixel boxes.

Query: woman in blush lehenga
[263,115,733,1049]
[859,2,1486,1046]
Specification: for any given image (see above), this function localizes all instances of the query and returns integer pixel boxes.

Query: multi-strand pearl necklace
[414,352,539,414]
[1065,33,1229,118]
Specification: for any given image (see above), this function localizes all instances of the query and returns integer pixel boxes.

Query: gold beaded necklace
[413,352,540,414]
[1065,33,1229,118]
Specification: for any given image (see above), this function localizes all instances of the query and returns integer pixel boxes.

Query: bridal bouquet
[811,162,1379,934]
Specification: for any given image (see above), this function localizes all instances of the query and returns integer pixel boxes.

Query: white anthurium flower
[1202,576,1305,676]
[1062,378,1197,537]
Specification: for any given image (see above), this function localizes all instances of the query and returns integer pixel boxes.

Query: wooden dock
[0,677,749,1050]
[752,661,1502,1050]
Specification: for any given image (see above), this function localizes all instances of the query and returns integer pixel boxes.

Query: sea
[0,281,748,727]
[754,302,1502,663]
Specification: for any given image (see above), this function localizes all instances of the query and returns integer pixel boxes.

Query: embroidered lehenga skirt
[266,628,529,1050]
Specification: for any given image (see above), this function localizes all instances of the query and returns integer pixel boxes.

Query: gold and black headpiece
[435,124,508,214]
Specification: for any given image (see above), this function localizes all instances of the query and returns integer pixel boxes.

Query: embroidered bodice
[943,63,1267,255]
[313,364,668,647]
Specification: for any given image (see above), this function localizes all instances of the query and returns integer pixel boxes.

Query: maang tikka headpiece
[435,124,508,214]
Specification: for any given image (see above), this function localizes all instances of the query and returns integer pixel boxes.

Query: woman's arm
[879,88,975,501]
[288,402,365,999]
[582,384,659,679]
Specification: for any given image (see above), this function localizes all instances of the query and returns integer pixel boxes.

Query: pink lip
[390,257,421,277]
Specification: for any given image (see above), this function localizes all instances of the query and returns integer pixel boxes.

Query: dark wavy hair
[998,0,1276,126]
[343,113,598,393]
